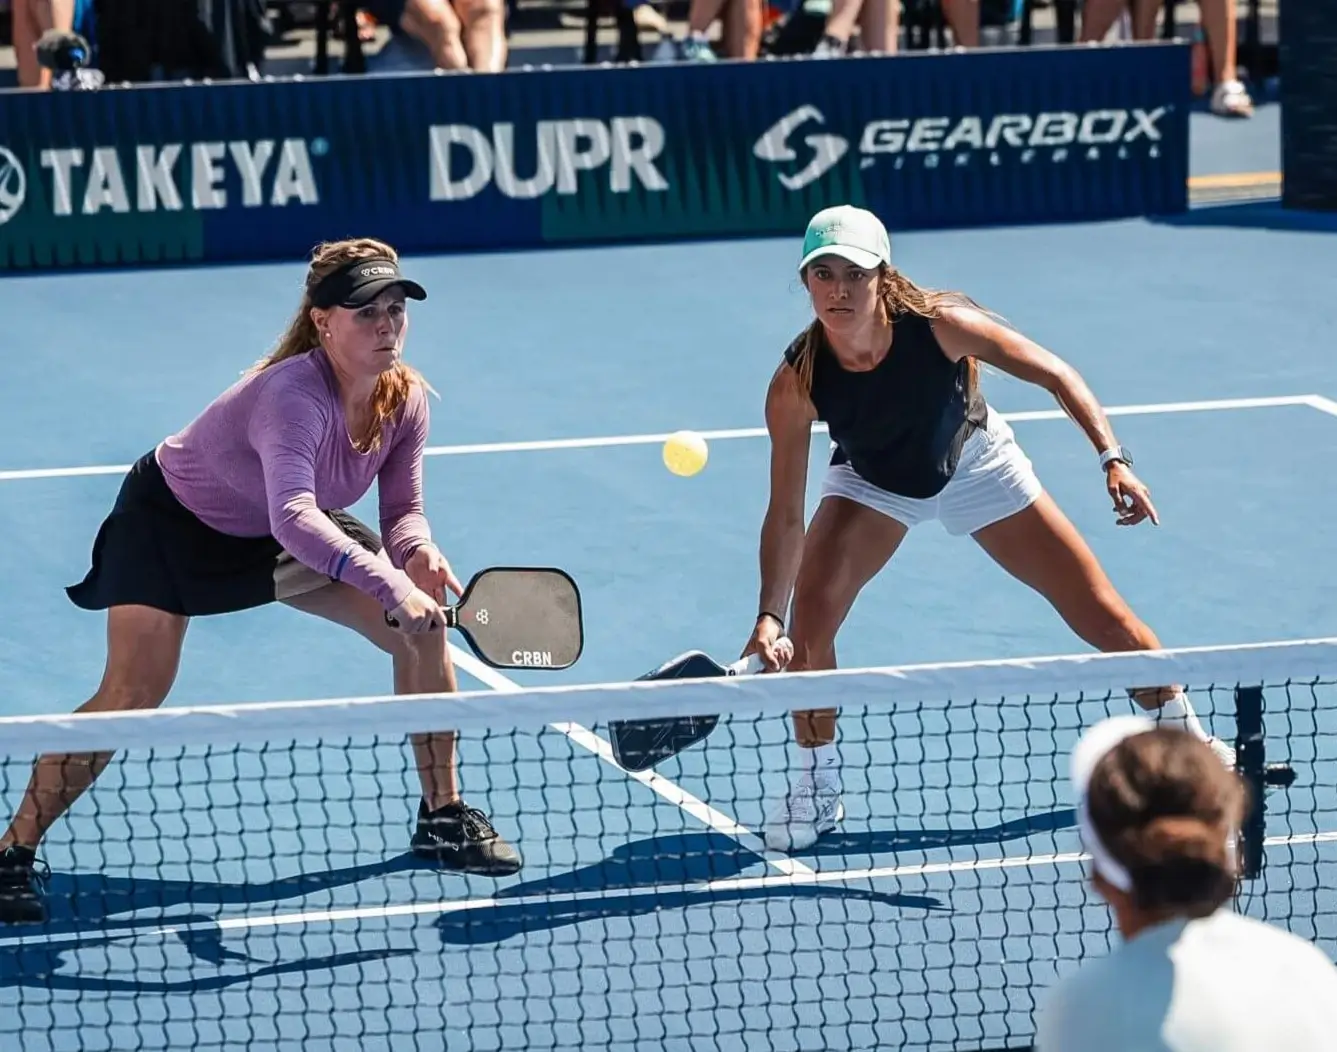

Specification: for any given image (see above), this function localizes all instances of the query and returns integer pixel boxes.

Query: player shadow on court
[432,808,1076,946]
[31,852,425,928]
[0,911,417,994]
[435,875,942,947]
[788,807,1078,862]
[0,853,428,992]
[0,811,1082,982]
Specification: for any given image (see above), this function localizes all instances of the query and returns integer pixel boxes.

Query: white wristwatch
[1099,446,1133,470]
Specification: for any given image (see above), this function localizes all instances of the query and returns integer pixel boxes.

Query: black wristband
[757,610,785,630]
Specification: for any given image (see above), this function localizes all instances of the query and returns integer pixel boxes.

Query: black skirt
[66,451,383,618]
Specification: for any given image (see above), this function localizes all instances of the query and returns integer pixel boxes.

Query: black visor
[309,257,427,310]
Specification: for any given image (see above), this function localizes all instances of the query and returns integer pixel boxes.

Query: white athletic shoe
[763,773,844,853]
[1208,736,1237,770]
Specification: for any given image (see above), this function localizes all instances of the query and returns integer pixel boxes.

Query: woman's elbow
[269,496,318,538]
[1044,359,1085,397]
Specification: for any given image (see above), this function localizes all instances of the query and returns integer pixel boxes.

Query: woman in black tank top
[745,206,1232,856]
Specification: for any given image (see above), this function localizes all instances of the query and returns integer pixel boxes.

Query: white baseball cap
[798,205,892,272]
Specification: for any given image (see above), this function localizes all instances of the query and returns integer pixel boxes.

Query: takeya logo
[0,138,327,223]
[754,104,1170,190]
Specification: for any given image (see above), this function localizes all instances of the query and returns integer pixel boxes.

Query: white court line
[1301,394,1337,418]
[2,828,1331,951]
[0,395,1321,482]
[447,645,813,879]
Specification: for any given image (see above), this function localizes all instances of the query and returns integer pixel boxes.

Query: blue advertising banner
[0,43,1190,271]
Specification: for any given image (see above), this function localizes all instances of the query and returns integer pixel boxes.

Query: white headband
[1071,715,1153,892]
[1070,715,1238,894]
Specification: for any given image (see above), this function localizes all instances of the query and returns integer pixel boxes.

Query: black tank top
[784,312,988,499]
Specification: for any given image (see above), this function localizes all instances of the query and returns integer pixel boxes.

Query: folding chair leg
[1055,0,1076,43]
[341,0,367,73]
[616,4,642,61]
[585,0,601,62]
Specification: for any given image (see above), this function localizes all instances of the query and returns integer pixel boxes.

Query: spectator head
[1072,716,1248,936]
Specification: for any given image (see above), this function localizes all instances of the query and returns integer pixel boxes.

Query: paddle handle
[728,636,792,675]
[384,606,458,631]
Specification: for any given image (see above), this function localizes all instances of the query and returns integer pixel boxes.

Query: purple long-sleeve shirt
[156,347,432,610]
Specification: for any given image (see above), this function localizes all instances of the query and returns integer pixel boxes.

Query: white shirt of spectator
[1036,909,1337,1052]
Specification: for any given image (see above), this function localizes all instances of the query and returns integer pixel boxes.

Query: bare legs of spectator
[682,0,761,59]
[457,0,507,70]
[1078,0,1156,42]
[627,0,670,36]
[681,0,722,60]
[725,0,762,58]
[12,0,74,89]
[1080,0,1251,118]
[1198,0,1252,116]
[940,0,980,46]
[822,0,900,53]
[400,0,469,69]
[399,0,506,71]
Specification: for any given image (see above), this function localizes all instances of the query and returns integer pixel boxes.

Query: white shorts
[820,408,1043,536]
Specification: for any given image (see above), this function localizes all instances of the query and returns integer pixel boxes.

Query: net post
[1234,685,1267,880]
[1233,684,1300,881]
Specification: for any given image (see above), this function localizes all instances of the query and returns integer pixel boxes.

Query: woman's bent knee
[459,0,505,19]
[403,0,463,44]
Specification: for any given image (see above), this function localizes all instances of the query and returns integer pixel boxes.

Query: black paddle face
[455,567,584,670]
[608,651,730,772]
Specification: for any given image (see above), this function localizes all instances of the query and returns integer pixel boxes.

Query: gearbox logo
[754,103,1169,189]
[752,106,850,191]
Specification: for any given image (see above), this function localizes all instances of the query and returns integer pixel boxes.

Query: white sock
[802,743,842,788]
[1158,692,1209,741]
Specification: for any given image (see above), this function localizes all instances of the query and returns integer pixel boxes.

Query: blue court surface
[2,181,1337,1048]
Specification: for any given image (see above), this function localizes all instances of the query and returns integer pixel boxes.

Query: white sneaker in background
[764,772,844,853]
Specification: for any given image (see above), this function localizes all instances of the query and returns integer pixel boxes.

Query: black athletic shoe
[411,800,522,875]
[0,845,49,925]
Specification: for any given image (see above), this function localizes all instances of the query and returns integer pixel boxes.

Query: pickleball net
[1,638,1335,1052]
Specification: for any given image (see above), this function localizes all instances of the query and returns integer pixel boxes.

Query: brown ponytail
[251,237,432,454]
[788,265,984,399]
[1087,728,1249,917]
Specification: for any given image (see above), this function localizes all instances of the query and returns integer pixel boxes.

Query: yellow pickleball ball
[662,430,709,477]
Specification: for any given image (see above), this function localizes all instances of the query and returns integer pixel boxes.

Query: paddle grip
[730,636,792,674]
[384,607,456,631]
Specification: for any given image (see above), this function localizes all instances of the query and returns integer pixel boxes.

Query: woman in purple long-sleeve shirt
[0,238,520,926]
